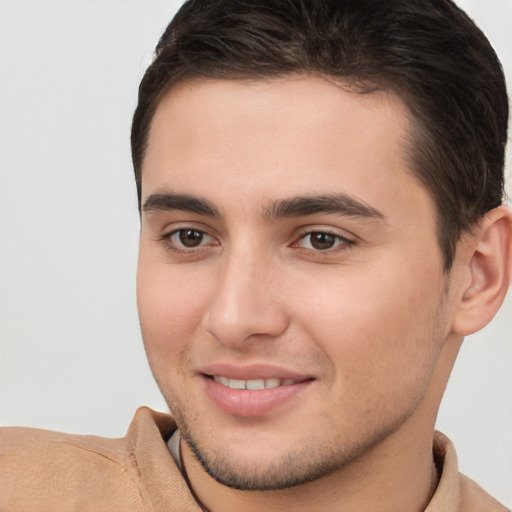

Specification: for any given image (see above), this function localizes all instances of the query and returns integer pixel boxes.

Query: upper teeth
[213,376,297,390]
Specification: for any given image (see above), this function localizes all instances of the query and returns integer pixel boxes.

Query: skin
[136,76,511,511]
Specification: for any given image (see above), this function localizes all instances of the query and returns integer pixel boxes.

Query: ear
[451,206,512,336]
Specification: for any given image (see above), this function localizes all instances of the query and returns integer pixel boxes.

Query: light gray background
[1,0,511,505]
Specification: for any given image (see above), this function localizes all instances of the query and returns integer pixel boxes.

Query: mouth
[207,375,303,390]
[201,371,314,417]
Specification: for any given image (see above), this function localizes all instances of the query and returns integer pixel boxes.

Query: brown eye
[308,232,336,250]
[296,231,352,252]
[178,229,205,247]
[164,228,217,253]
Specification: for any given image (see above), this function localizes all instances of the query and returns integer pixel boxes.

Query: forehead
[146,76,411,160]
[142,76,431,222]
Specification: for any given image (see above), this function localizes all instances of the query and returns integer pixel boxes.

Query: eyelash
[159,228,216,254]
[293,229,355,254]
[159,228,355,255]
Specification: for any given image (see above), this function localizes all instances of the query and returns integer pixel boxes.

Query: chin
[182,430,343,490]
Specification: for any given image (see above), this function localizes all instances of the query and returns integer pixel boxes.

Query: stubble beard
[166,389,424,492]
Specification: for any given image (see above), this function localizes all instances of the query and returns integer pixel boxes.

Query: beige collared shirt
[1,407,509,511]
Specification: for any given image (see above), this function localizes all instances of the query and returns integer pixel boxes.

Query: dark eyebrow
[142,192,221,218]
[264,194,385,221]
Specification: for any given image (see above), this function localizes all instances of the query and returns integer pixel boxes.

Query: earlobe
[452,206,512,336]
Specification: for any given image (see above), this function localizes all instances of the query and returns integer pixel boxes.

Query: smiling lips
[202,371,312,417]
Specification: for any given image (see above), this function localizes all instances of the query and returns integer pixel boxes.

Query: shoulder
[1,421,130,462]
[1,424,141,510]
[458,474,510,512]
[0,421,135,472]
[0,407,190,511]
[431,431,510,512]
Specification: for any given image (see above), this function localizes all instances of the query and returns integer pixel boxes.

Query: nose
[202,247,289,347]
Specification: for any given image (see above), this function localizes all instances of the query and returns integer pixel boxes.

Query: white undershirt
[167,429,182,472]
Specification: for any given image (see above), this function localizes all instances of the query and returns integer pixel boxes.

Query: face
[137,76,454,490]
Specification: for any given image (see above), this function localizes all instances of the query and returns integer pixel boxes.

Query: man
[1,0,511,510]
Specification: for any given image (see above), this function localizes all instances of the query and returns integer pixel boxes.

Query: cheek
[293,262,445,395]
[136,256,209,363]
